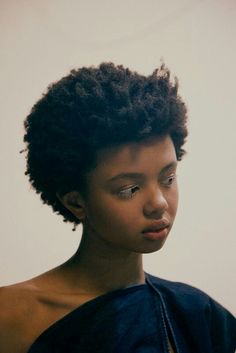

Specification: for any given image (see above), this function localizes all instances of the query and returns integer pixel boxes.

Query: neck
[64,232,145,294]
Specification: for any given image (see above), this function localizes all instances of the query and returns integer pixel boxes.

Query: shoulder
[146,273,210,303]
[146,272,234,315]
[0,281,38,352]
[0,281,37,320]
[146,273,236,351]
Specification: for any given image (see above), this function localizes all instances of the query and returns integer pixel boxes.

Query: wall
[0,0,235,313]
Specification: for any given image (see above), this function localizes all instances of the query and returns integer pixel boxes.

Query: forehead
[90,135,176,179]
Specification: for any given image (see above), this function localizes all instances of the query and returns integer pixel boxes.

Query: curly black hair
[23,62,188,225]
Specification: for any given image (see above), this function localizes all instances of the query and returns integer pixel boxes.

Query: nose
[143,186,168,218]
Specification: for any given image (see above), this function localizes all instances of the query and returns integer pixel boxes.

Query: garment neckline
[27,275,150,352]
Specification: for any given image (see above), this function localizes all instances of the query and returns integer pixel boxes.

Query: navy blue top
[27,274,236,353]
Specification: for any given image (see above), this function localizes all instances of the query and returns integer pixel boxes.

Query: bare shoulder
[0,265,97,353]
[0,281,38,353]
[0,280,37,316]
[0,267,89,353]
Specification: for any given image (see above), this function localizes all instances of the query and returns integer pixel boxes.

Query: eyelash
[117,185,140,199]
[161,173,177,187]
[117,174,177,199]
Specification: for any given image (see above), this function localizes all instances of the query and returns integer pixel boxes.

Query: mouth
[142,219,170,233]
[142,220,170,241]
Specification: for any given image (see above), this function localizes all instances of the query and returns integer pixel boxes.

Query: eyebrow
[159,161,178,175]
[106,161,177,183]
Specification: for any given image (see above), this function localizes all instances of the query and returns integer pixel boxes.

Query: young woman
[0,63,235,353]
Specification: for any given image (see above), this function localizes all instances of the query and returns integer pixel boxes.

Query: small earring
[72,223,77,231]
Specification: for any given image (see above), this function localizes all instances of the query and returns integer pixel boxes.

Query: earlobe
[56,191,86,221]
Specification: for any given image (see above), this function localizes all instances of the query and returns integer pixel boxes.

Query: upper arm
[208,297,236,352]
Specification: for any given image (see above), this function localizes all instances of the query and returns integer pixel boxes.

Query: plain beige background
[0,0,235,314]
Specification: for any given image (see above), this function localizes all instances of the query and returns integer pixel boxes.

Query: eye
[162,173,177,187]
[117,185,140,199]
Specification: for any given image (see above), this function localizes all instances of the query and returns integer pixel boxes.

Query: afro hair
[23,62,188,225]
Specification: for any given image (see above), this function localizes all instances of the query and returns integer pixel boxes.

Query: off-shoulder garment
[27,274,236,353]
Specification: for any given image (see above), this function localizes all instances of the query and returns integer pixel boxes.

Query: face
[71,135,178,255]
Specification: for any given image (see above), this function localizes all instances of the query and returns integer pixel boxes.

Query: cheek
[168,187,179,216]
[86,195,139,230]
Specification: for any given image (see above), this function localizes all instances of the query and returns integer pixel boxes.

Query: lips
[142,219,170,241]
[142,219,170,233]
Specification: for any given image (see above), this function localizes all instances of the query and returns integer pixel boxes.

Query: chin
[135,239,168,254]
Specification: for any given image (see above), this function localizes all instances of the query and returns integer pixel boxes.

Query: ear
[57,191,86,222]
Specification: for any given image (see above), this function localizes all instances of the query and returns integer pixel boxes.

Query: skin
[0,135,177,353]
